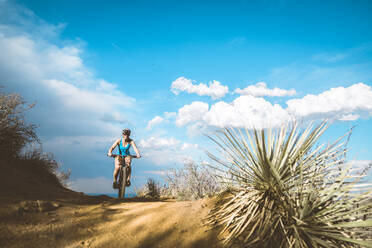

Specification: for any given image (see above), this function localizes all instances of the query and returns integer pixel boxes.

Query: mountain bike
[108,154,139,199]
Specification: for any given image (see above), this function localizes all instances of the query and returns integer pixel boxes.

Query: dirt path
[0,197,223,248]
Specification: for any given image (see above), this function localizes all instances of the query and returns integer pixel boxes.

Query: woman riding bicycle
[107,129,141,189]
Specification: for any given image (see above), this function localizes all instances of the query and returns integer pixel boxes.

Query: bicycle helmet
[122,129,131,136]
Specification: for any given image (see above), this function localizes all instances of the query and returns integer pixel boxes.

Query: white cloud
[181,143,199,150]
[175,83,372,130]
[175,101,209,126]
[143,170,167,176]
[146,116,164,130]
[176,96,291,129]
[139,136,199,165]
[341,160,372,180]
[139,137,181,150]
[286,83,372,120]
[206,95,291,128]
[0,2,135,141]
[44,79,134,113]
[164,111,176,119]
[346,160,372,172]
[339,114,360,121]
[43,136,115,150]
[171,76,228,99]
[146,112,178,130]
[0,1,139,186]
[235,82,296,97]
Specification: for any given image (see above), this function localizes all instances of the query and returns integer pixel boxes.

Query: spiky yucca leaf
[205,122,372,248]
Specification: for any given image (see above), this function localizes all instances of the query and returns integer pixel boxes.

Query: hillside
[0,159,223,248]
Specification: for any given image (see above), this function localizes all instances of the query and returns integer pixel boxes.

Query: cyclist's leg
[124,156,132,183]
[113,156,121,182]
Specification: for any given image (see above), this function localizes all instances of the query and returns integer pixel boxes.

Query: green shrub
[206,122,372,247]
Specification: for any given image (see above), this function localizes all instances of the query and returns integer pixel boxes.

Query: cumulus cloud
[181,143,198,150]
[235,82,296,97]
[175,83,372,130]
[176,96,291,129]
[138,136,199,165]
[44,79,133,113]
[43,136,114,151]
[146,112,177,130]
[143,170,167,176]
[206,95,291,128]
[346,160,372,171]
[139,137,181,150]
[286,83,372,120]
[0,1,139,194]
[0,2,135,141]
[171,76,228,99]
[164,112,176,119]
[146,116,164,130]
[175,101,209,126]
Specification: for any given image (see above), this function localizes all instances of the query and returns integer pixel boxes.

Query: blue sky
[1,0,372,194]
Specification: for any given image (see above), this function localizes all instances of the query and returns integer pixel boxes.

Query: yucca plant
[205,121,372,248]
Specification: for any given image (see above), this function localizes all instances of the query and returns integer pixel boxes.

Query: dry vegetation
[0,88,70,188]
[205,122,372,247]
[136,162,222,201]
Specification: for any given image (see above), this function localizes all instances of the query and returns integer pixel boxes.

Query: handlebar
[107,154,141,159]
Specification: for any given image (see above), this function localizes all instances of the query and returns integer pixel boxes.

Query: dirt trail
[0,160,224,247]
[0,196,223,248]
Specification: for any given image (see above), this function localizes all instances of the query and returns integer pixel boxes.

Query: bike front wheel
[118,166,127,199]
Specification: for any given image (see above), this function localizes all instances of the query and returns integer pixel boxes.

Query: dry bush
[164,162,221,201]
[146,178,160,199]
[135,178,161,199]
[20,149,71,187]
[0,88,37,159]
[0,87,70,186]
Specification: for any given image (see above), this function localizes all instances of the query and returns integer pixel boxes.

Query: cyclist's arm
[108,138,120,156]
[131,141,141,158]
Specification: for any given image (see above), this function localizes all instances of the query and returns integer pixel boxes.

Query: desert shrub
[164,162,221,200]
[205,122,372,247]
[0,87,70,185]
[20,149,71,187]
[136,178,161,199]
[0,88,38,159]
[146,178,160,198]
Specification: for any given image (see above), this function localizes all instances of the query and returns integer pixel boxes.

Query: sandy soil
[0,195,224,248]
[0,159,224,247]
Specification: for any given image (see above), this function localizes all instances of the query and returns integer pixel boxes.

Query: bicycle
[108,154,139,199]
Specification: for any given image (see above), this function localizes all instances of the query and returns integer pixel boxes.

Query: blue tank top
[118,139,131,155]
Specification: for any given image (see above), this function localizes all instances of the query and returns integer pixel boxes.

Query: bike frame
[110,154,137,199]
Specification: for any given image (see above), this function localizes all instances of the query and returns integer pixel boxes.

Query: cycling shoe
[113,181,118,189]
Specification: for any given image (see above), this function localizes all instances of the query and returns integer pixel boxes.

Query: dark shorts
[116,156,132,167]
